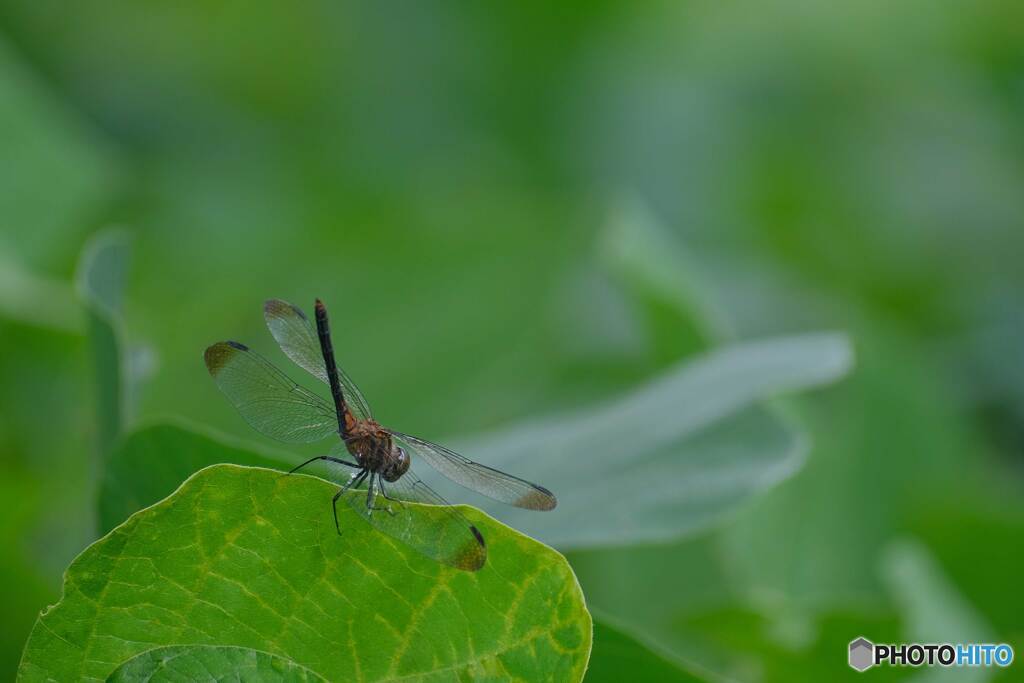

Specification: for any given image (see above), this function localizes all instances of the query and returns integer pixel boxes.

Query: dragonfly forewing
[204,340,337,443]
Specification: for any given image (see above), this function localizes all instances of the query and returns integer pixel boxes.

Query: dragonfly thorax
[344,418,410,482]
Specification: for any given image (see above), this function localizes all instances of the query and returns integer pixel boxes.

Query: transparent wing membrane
[204,341,337,443]
[390,432,557,511]
[263,298,373,420]
[344,467,487,572]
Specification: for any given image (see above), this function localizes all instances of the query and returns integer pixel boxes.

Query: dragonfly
[204,298,556,571]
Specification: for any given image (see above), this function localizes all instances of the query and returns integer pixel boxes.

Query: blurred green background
[2,1,1023,680]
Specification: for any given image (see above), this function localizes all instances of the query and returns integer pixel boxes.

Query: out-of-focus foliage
[1,0,1023,680]
[463,332,851,547]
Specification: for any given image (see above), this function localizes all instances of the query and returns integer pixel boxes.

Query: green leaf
[107,645,326,682]
[460,332,854,548]
[585,619,707,682]
[21,464,592,682]
[98,419,289,534]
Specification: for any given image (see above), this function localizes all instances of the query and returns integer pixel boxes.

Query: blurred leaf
[908,502,1024,655]
[107,645,326,682]
[21,465,592,682]
[720,330,986,611]
[586,618,708,682]
[75,229,131,460]
[98,419,289,534]
[461,332,853,548]
[577,534,906,683]
[880,540,994,683]
[570,533,735,639]
[0,257,82,332]
[76,229,130,319]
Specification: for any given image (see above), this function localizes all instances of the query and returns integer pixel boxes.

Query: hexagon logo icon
[849,637,874,671]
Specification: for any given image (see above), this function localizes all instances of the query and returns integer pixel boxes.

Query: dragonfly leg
[365,476,398,516]
[365,477,378,517]
[333,470,367,535]
[288,455,359,476]
[376,475,398,516]
[322,456,360,468]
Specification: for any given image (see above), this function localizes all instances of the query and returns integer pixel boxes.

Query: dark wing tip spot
[265,298,309,321]
[516,485,557,511]
[204,341,239,375]
[226,340,248,351]
[456,526,487,571]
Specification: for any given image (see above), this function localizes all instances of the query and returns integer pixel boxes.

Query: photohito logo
[849,638,874,672]
[848,637,1014,672]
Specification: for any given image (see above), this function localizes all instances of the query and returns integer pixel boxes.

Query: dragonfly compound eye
[384,446,411,482]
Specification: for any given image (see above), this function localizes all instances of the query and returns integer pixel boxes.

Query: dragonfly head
[383,445,411,482]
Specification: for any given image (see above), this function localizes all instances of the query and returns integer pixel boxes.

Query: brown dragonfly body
[343,417,410,483]
[204,297,555,571]
[313,298,411,482]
